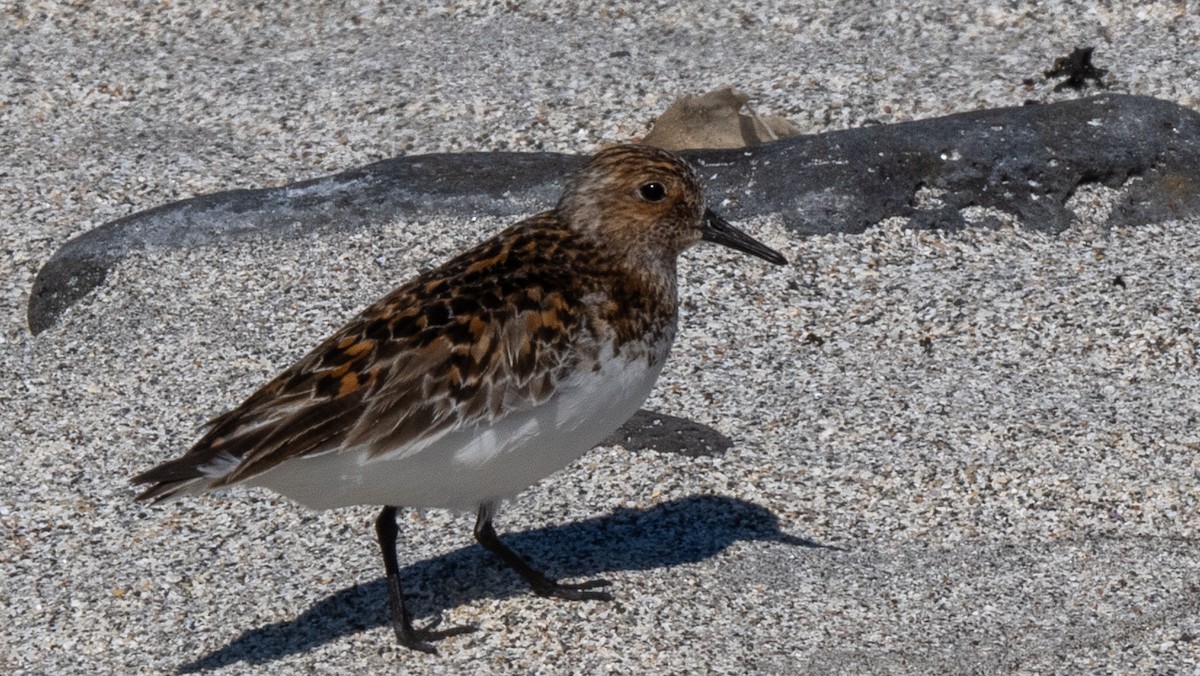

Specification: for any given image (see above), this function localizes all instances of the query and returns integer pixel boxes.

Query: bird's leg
[473,502,612,601]
[375,506,476,653]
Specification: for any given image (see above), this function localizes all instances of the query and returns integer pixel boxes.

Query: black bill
[700,209,788,265]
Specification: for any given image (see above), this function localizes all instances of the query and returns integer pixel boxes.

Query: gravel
[2,2,1198,674]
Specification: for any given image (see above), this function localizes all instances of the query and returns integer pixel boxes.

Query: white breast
[248,335,672,511]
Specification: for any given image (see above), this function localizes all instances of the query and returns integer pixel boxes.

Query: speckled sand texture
[3,2,1199,674]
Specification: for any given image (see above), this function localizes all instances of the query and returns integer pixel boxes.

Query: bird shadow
[608,409,733,457]
[178,495,829,671]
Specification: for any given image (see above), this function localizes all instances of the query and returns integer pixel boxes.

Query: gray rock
[27,94,1200,334]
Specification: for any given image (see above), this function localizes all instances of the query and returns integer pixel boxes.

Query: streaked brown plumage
[133,143,786,652]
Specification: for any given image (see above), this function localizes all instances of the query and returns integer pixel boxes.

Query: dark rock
[29,152,580,334]
[28,94,1200,334]
[694,94,1200,235]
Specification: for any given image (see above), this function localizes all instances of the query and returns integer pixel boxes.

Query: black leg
[375,506,475,653]
[473,503,612,601]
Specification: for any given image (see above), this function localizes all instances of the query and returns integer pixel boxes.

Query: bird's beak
[700,209,788,265]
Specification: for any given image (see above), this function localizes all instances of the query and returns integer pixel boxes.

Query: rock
[640,87,802,150]
[28,94,1200,334]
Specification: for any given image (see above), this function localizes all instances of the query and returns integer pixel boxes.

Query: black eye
[638,182,667,202]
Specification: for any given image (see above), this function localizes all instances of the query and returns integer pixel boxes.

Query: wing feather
[133,215,602,501]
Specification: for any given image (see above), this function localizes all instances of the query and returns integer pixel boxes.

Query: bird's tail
[131,456,226,502]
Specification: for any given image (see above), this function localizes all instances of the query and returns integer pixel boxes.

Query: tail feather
[131,457,218,502]
[133,366,364,503]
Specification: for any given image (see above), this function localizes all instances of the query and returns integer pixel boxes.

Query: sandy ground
[2,2,1199,674]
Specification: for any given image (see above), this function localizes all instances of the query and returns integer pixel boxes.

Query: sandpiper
[134,143,786,652]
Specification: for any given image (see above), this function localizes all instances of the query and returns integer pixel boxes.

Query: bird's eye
[638,182,667,202]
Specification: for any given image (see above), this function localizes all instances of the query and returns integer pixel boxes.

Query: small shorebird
[134,143,786,653]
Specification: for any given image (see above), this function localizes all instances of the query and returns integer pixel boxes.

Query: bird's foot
[531,577,613,602]
[394,614,477,654]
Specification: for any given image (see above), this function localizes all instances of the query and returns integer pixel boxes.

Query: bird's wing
[132,217,596,500]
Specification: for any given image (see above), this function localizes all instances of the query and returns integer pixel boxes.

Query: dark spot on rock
[1044,46,1108,92]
